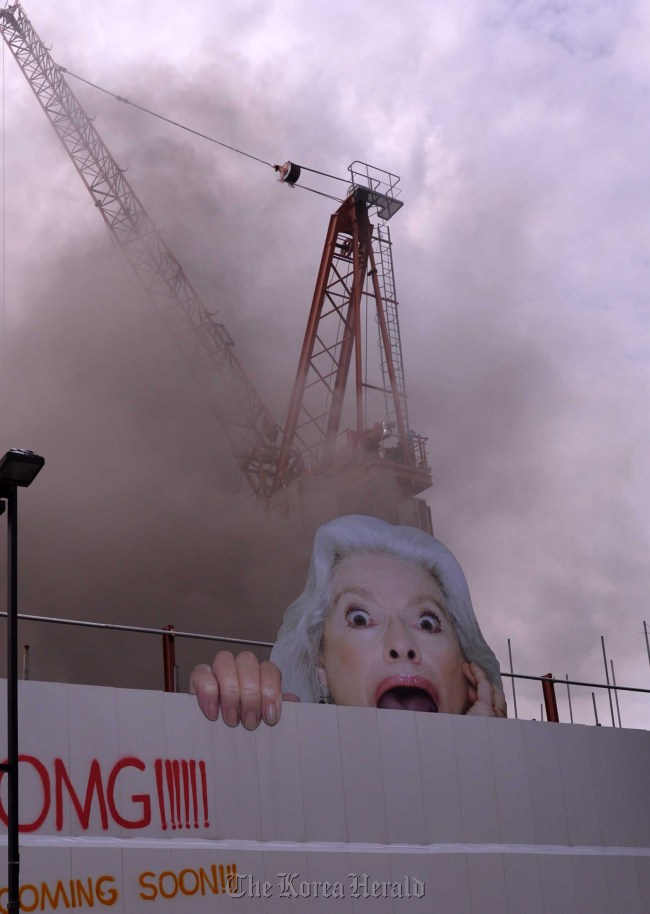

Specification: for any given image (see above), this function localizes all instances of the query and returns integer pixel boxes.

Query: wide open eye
[418,611,442,633]
[345,606,370,628]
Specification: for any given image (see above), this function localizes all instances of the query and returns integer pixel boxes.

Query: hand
[189,650,299,730]
[463,661,507,718]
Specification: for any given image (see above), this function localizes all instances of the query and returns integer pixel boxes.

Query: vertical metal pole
[601,635,616,726]
[162,625,176,693]
[644,621,650,673]
[565,674,574,723]
[541,673,559,723]
[367,242,410,463]
[22,645,29,681]
[610,659,622,728]
[353,211,365,441]
[507,638,518,719]
[6,487,19,912]
[592,692,600,726]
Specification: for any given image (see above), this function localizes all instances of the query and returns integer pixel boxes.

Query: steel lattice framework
[0,1,290,498]
[272,189,431,498]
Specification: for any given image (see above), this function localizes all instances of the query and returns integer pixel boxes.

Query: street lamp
[0,449,44,914]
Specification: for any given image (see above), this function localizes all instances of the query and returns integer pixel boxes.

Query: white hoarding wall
[0,680,648,912]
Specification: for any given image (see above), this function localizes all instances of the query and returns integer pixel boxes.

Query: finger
[462,662,477,704]
[465,662,494,716]
[493,687,508,718]
[260,660,283,726]
[282,693,301,703]
[462,661,477,688]
[471,666,507,718]
[213,650,241,727]
[235,650,264,731]
[471,678,494,716]
[462,661,479,708]
[189,663,220,721]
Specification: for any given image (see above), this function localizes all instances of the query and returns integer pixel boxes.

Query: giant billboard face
[192,514,507,726]
[270,514,506,719]
[318,553,469,713]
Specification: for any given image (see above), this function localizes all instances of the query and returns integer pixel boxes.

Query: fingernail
[207,701,218,721]
[226,708,239,727]
[244,711,258,731]
[264,703,277,725]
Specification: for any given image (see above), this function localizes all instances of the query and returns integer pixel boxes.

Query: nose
[384,620,420,664]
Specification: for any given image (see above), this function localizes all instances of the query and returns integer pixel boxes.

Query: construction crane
[271,161,433,530]
[0,2,433,531]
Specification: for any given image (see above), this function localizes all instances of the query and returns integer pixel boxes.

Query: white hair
[270,514,503,704]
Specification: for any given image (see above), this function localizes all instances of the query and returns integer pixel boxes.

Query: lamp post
[0,449,44,914]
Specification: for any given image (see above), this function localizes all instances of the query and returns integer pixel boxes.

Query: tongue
[377,687,436,713]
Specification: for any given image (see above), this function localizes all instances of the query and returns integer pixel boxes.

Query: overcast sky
[0,0,649,729]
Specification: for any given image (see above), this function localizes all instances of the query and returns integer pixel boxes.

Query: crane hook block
[274,161,301,186]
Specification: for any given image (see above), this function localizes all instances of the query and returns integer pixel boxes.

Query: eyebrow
[332,587,446,613]
[407,594,446,611]
[332,586,373,607]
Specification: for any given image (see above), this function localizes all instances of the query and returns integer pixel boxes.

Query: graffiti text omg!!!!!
[0,754,209,832]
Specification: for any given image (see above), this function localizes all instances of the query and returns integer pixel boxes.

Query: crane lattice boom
[0,1,283,497]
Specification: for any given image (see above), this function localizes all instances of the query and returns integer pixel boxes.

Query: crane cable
[291,183,343,204]
[57,65,274,168]
[58,65,345,203]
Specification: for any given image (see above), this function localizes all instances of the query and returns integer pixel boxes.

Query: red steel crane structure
[271,162,432,528]
[0,2,432,529]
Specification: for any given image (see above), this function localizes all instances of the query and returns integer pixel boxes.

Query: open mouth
[376,686,438,713]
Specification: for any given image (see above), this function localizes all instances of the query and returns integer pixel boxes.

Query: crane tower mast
[272,166,432,527]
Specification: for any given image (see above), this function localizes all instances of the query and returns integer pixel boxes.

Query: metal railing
[2,611,649,726]
[501,671,650,726]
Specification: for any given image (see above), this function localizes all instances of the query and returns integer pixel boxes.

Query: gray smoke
[0,0,648,729]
